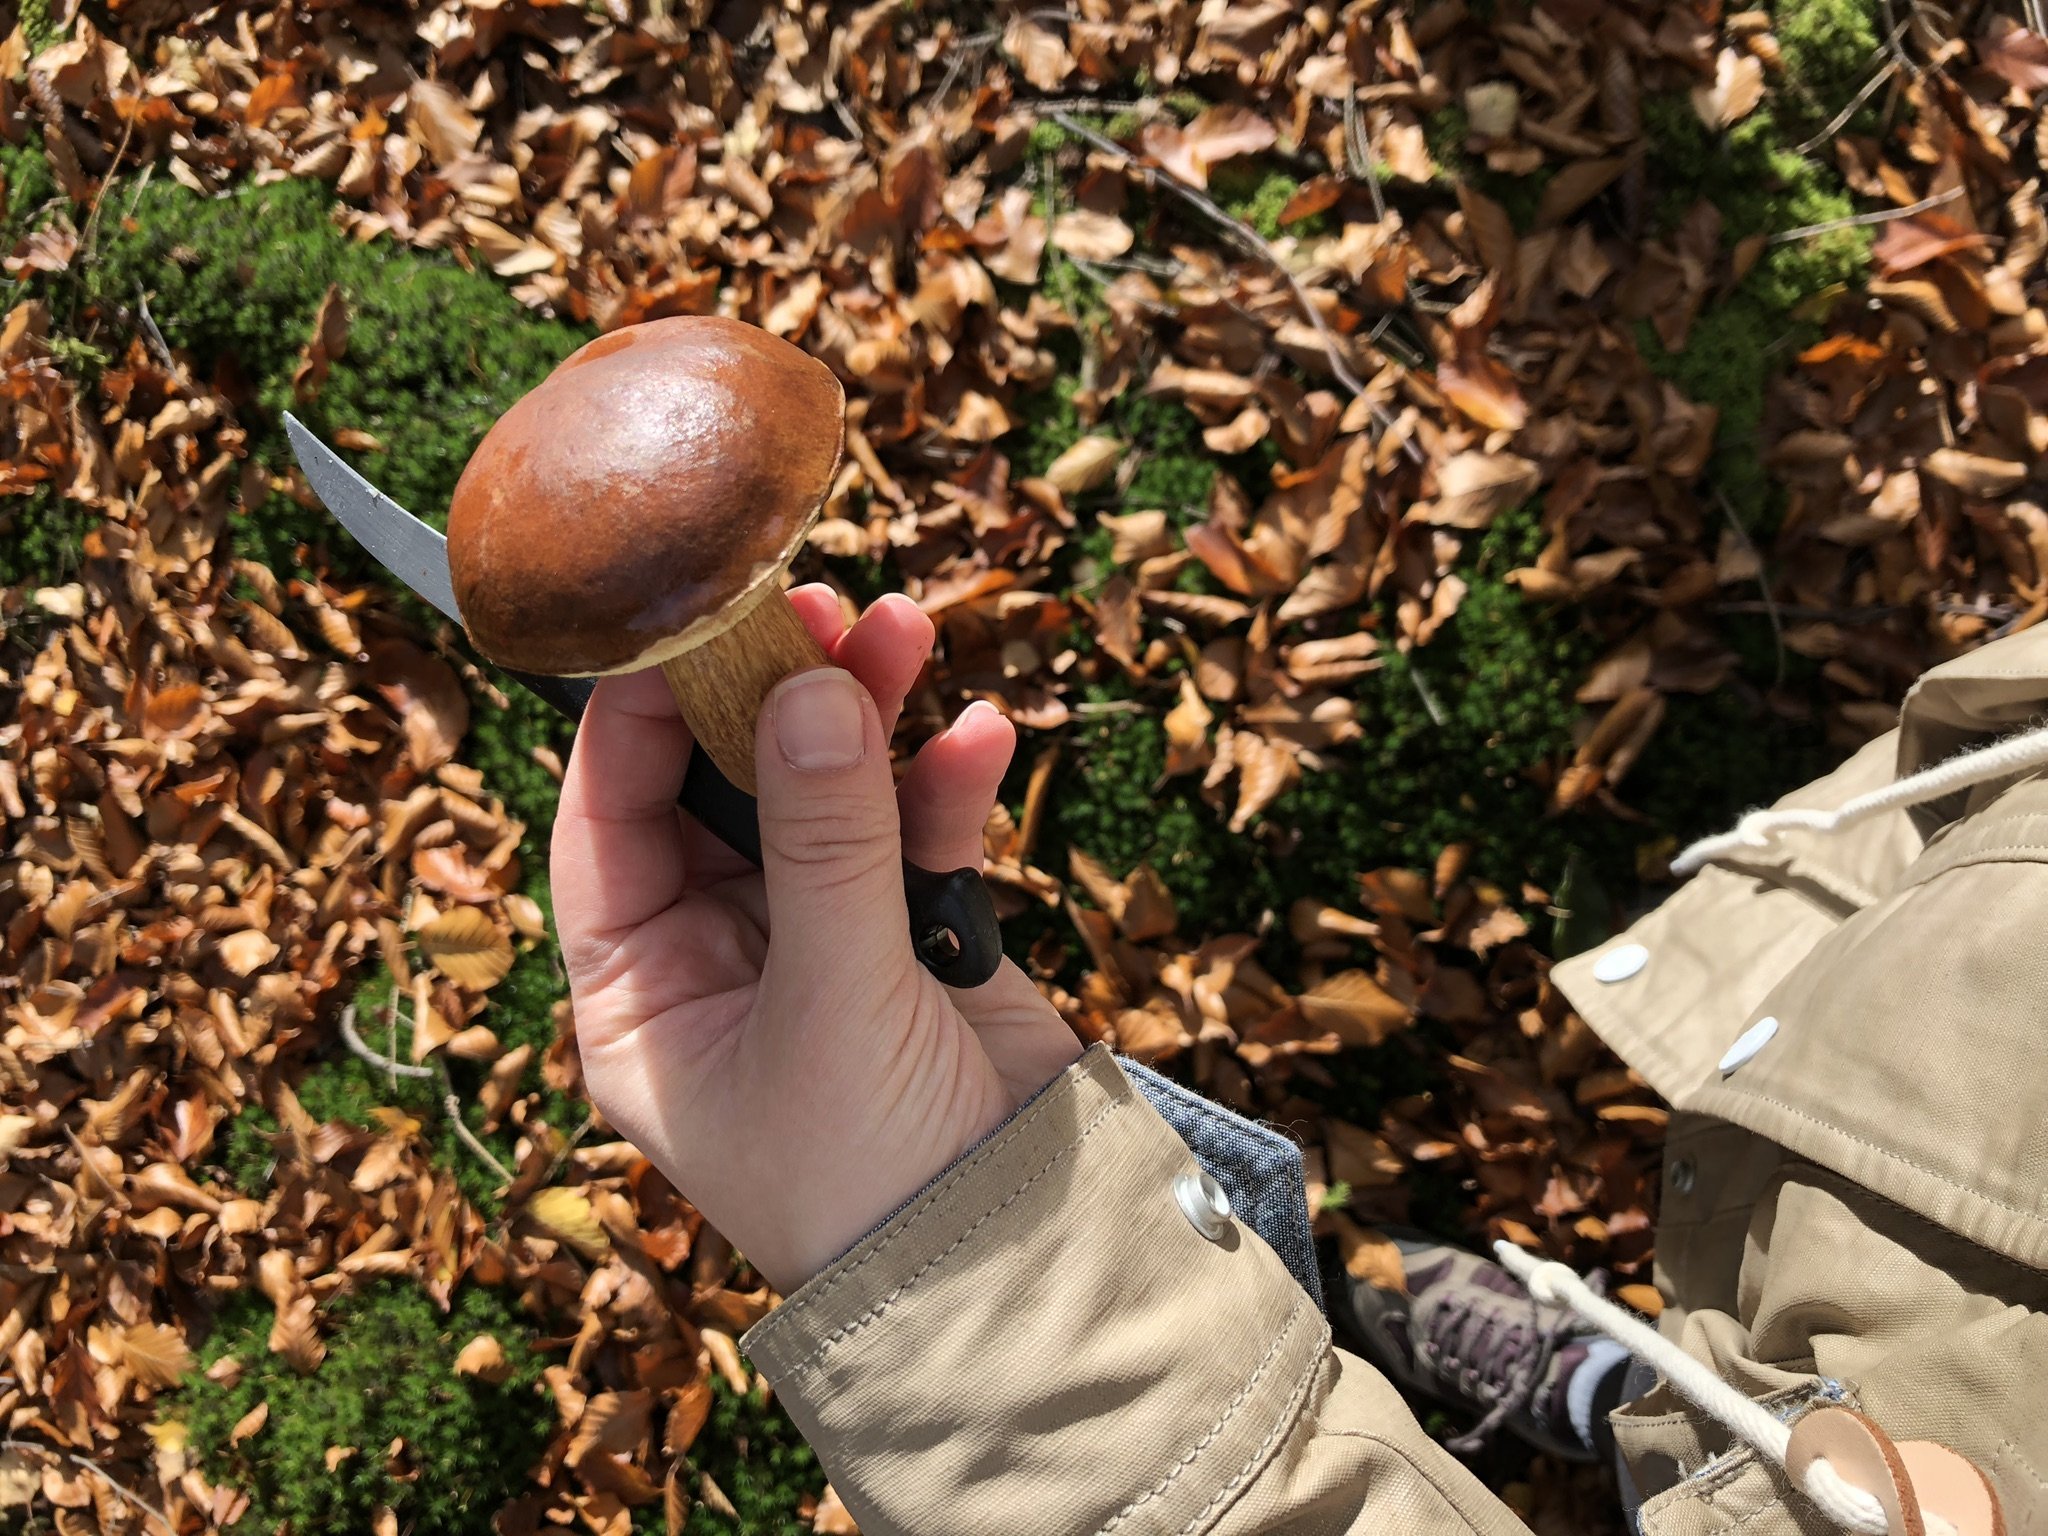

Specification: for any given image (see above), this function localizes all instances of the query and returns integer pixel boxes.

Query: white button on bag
[1592,943,1649,983]
[1174,1170,1233,1241]
[1719,1016,1779,1075]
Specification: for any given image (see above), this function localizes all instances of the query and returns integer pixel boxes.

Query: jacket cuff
[1119,1056,1323,1309]
[742,1043,1332,1536]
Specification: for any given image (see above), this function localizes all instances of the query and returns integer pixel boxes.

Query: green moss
[1209,163,1332,241]
[18,0,62,50]
[0,488,91,591]
[215,1105,282,1196]
[1027,117,1071,157]
[1420,109,1550,231]
[176,1282,546,1536]
[631,1378,825,1535]
[1637,79,1870,532]
[283,879,574,1199]
[42,174,584,580]
[1774,0,1883,123]
[2,143,59,245]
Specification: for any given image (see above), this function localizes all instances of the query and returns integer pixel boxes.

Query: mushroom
[446,315,845,793]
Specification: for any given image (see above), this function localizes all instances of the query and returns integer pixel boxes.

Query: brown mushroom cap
[446,316,845,676]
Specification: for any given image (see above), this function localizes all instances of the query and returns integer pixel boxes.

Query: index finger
[551,668,695,961]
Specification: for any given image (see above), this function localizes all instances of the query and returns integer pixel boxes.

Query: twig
[1070,698,1151,716]
[1880,0,1923,80]
[1344,85,1388,222]
[61,1125,129,1211]
[1791,52,1901,156]
[437,1059,514,1186]
[338,1004,434,1079]
[336,1007,513,1184]
[134,287,179,380]
[0,1439,176,1536]
[1046,109,1422,464]
[1406,663,1447,727]
[1715,491,1786,690]
[542,1111,600,1185]
[1770,184,1962,243]
[79,59,144,265]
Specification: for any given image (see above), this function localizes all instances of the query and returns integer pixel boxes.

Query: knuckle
[762,798,894,876]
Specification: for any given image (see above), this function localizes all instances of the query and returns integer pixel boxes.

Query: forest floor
[4,0,2044,1531]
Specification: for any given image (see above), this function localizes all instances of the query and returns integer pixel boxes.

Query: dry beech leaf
[451,1334,512,1384]
[230,1401,270,1444]
[666,1380,714,1458]
[1617,1284,1666,1319]
[1141,105,1277,188]
[1414,451,1540,528]
[1051,210,1135,261]
[366,640,469,770]
[1691,48,1764,128]
[293,283,350,402]
[1044,435,1125,496]
[1923,447,2027,497]
[1297,970,1412,1047]
[270,1294,326,1374]
[528,1186,611,1260]
[1329,1211,1407,1294]
[813,1485,861,1535]
[218,930,279,976]
[121,1321,194,1389]
[418,906,514,991]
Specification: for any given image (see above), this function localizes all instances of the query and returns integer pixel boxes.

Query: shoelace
[1424,1283,1586,1455]
[1671,719,2048,875]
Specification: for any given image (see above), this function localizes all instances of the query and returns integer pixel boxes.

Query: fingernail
[775,670,866,772]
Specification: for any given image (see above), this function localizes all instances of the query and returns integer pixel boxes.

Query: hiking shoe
[1329,1228,1627,1461]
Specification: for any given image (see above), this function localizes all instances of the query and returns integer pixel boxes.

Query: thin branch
[542,1111,600,1186]
[1791,52,1900,156]
[1344,86,1387,222]
[338,1004,433,1079]
[337,1005,512,1183]
[134,287,178,379]
[1045,109,1421,463]
[1070,698,1151,716]
[437,1060,514,1186]
[1715,491,1786,690]
[1880,0,1923,80]
[1406,663,1447,728]
[1770,184,1962,244]
[1,1440,176,1536]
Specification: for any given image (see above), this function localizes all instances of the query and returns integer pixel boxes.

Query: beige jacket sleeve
[742,1045,1529,1536]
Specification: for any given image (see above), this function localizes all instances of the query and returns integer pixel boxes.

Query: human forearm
[744,1046,1528,1536]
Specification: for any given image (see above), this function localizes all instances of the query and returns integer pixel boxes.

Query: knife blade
[283,414,1003,988]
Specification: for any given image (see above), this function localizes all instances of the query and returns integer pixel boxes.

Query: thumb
[754,666,912,993]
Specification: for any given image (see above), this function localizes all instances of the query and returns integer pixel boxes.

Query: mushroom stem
[659,584,830,794]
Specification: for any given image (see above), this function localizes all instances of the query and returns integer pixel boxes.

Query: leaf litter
[5,0,2045,1530]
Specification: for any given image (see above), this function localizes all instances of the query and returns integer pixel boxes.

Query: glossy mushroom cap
[446,316,845,676]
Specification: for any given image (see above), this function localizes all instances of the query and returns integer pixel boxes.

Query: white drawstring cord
[1670,720,2048,876]
[1494,1243,1955,1536]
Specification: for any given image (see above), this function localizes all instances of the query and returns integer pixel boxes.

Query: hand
[551,587,1084,1292]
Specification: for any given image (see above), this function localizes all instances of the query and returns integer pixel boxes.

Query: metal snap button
[1669,1157,1697,1195]
[1718,1015,1779,1075]
[1592,943,1650,983]
[1174,1170,1232,1241]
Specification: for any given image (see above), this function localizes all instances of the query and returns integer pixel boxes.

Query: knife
[283,415,1004,989]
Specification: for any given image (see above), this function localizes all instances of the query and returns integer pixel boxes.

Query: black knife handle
[511,671,1004,988]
